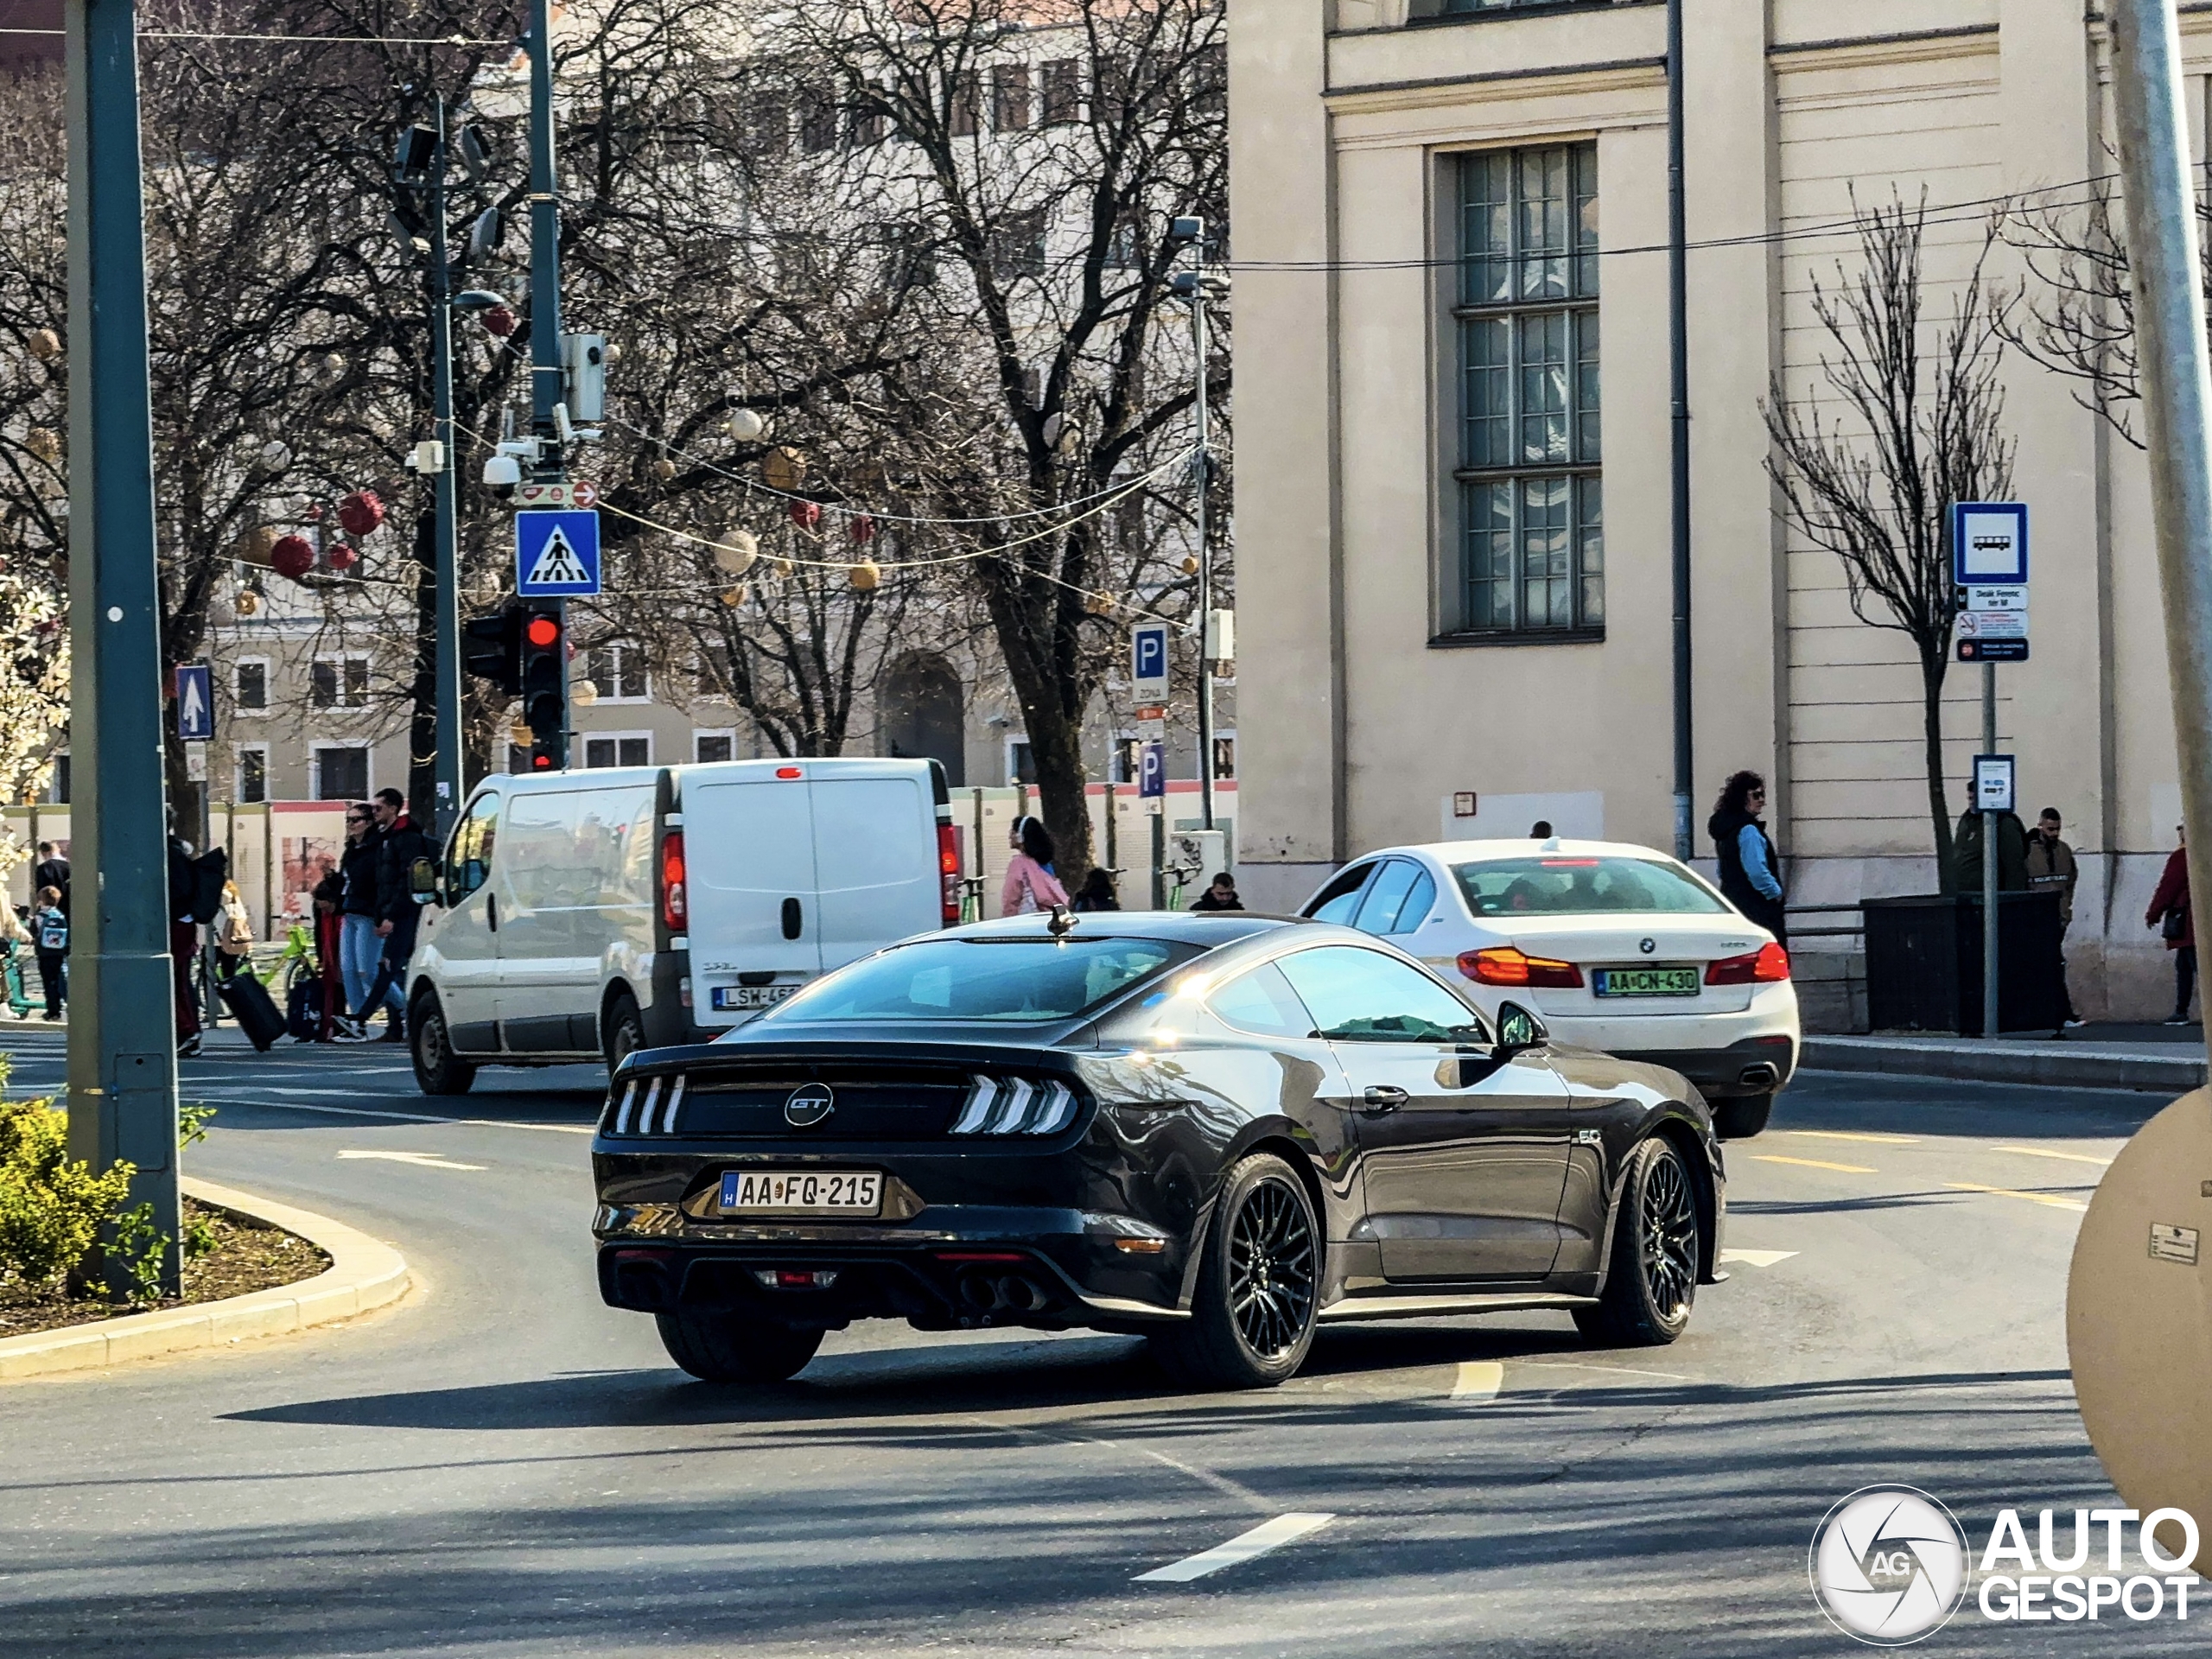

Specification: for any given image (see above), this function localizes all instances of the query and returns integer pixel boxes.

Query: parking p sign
[1132,622,1169,702]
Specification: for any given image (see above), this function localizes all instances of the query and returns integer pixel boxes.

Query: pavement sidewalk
[1804,1023,2209,1093]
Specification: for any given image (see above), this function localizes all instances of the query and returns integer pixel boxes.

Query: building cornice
[1325,54,1665,112]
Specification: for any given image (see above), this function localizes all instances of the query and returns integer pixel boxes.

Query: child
[30,884,67,1020]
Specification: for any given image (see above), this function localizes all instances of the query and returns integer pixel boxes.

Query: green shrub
[0,1093,135,1293]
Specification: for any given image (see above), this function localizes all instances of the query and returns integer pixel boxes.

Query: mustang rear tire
[1151,1152,1320,1390]
[410,990,476,1096]
[1575,1136,1699,1347]
[656,1311,823,1383]
[1711,1093,1772,1140]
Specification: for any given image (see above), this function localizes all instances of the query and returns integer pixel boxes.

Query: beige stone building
[1228,0,2212,1020]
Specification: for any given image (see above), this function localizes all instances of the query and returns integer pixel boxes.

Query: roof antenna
[1046,904,1078,938]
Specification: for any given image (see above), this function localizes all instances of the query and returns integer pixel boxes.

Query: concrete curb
[0,1178,412,1382]
[1802,1035,2209,1095]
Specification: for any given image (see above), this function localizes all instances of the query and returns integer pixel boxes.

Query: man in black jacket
[346,788,431,1042]
[32,842,68,916]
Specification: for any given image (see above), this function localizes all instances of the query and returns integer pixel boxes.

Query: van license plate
[1592,967,1701,998]
[720,1170,882,1215]
[714,984,796,1011]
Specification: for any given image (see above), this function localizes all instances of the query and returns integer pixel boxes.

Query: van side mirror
[410,856,442,905]
[1495,1001,1547,1055]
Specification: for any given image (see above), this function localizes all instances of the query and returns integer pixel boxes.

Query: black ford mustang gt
[592,912,1726,1389]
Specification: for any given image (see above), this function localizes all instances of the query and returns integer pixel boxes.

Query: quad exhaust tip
[957,1271,1053,1314]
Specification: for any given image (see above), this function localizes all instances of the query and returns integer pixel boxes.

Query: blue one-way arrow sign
[175,663,213,741]
[516,509,601,597]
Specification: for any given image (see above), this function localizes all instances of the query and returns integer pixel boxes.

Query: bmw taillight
[938,823,962,925]
[1459,946,1584,988]
[660,830,688,933]
[1706,942,1790,984]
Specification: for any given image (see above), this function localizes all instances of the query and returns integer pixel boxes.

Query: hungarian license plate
[1592,966,1701,998]
[714,983,797,1012]
[719,1169,882,1216]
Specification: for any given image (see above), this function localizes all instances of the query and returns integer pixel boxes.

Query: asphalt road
[0,1021,2191,1657]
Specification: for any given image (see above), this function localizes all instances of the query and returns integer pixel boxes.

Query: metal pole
[1982,664,2000,1037]
[429,98,464,835]
[527,0,569,769]
[1192,244,1215,834]
[64,0,181,1296]
[1667,0,1694,861]
[2113,0,2212,1065]
[1151,809,1166,911]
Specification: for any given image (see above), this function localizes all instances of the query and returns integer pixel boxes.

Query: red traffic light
[524,615,560,648]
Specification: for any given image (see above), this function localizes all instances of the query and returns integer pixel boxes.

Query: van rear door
[684,772,821,1020]
[810,771,940,971]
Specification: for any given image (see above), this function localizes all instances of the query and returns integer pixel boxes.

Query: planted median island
[0,1065,327,1341]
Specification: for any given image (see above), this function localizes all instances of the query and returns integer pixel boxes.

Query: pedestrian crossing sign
[516,509,601,596]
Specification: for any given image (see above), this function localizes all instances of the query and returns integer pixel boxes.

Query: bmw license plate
[719,1169,882,1216]
[1592,966,1701,998]
[713,983,797,1012]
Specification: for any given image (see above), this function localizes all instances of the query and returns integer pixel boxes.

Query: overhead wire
[0,27,506,44]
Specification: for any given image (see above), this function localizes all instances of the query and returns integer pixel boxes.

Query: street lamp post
[526,0,570,768]
[1170,218,1227,834]
[64,0,182,1295]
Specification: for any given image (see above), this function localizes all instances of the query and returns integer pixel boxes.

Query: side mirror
[409,856,442,905]
[1495,1001,1547,1055]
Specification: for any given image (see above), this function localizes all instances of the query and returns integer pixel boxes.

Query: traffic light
[462,603,524,697]
[518,600,566,770]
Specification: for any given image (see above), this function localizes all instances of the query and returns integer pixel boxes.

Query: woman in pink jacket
[1001,815,1069,916]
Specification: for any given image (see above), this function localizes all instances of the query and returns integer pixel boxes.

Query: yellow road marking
[1990,1145,2113,1167]
[1751,1154,1877,1174]
[1945,1180,2088,1213]
[1452,1361,1503,1402]
[1777,1129,1921,1146]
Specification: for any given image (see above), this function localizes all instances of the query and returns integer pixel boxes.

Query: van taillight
[938,823,962,925]
[661,830,688,932]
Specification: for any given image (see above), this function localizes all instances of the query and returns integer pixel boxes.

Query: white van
[404,757,957,1093]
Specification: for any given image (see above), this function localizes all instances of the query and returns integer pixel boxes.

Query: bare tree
[1763,194,2018,878]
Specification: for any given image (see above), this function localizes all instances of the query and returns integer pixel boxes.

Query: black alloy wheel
[410,989,476,1096]
[1576,1135,1699,1347]
[1152,1152,1321,1389]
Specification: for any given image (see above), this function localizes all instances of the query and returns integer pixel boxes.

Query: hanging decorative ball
[259,439,292,472]
[1085,591,1114,615]
[28,327,60,360]
[762,446,808,492]
[26,428,59,464]
[713,529,758,576]
[207,591,237,628]
[1180,555,1200,575]
[788,499,821,531]
[270,534,315,580]
[770,556,794,578]
[725,408,767,442]
[651,457,677,482]
[337,490,385,537]
[234,587,263,618]
[719,583,749,608]
[849,559,881,592]
[327,543,359,573]
[482,306,517,337]
[849,514,877,544]
[238,525,280,566]
[572,679,599,708]
[317,352,346,381]
[602,341,622,365]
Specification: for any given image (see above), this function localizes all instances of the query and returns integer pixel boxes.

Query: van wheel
[410,990,476,1096]
[1712,1093,1772,1140]
[603,990,647,1077]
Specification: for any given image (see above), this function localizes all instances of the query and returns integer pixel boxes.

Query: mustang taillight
[609,1074,687,1135]
[938,823,962,925]
[1706,943,1791,984]
[950,1075,1083,1136]
[1459,946,1584,988]
[660,830,687,932]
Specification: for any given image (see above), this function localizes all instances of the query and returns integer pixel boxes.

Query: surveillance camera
[482,453,521,490]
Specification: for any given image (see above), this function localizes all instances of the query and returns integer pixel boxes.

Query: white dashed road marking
[1451,1361,1503,1402]
[336,1149,488,1172]
[1717,1248,1798,1268]
[1134,1512,1337,1583]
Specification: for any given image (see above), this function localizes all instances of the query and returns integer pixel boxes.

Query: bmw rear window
[746,937,1204,1025]
[1452,855,1727,917]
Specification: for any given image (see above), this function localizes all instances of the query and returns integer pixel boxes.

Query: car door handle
[1359,1084,1408,1114]
[486,893,498,932]
[781,897,803,940]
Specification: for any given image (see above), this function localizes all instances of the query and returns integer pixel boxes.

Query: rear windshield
[749,937,1203,1026]
[1451,855,1727,918]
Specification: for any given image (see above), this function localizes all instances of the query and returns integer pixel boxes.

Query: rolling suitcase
[218,971,286,1052]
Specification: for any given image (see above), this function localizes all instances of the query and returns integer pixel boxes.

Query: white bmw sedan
[1299,838,1797,1138]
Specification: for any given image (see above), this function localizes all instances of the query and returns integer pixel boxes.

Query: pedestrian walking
[1000,815,1069,916]
[2026,807,2084,1032]
[1,897,33,1018]
[1709,771,1787,943]
[346,789,430,1041]
[30,884,67,1020]
[1190,871,1245,912]
[332,803,391,1036]
[167,831,204,1057]
[33,840,68,916]
[1529,820,1554,839]
[1071,868,1121,912]
[2146,823,2196,1027]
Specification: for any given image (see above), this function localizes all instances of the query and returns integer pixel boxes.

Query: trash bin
[1863,892,2065,1034]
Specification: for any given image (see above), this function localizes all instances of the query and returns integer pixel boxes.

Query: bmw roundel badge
[1639,937,1657,956]
[784,1084,835,1128]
